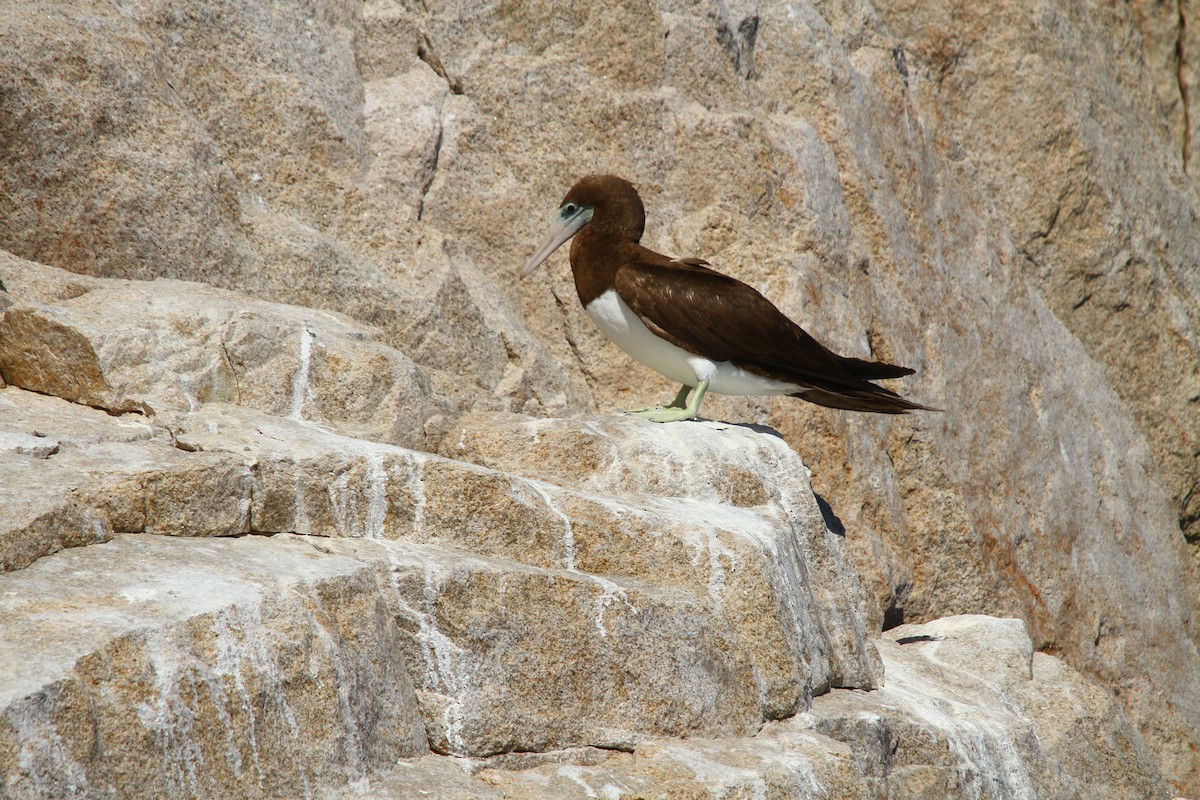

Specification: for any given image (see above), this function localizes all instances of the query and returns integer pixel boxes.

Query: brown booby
[522,174,931,422]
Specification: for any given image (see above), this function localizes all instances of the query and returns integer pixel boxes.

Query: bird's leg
[627,379,709,423]
[667,385,692,408]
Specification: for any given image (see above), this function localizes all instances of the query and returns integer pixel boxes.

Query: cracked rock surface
[1,0,1198,797]
[0,265,1175,800]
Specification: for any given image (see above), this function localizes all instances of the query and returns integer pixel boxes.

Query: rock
[355,539,766,756]
[0,2,250,283]
[0,382,881,760]
[328,617,1167,800]
[2,447,1167,800]
[439,412,881,693]
[0,534,429,800]
[0,0,585,417]
[0,256,459,450]
[818,616,1166,800]
[365,0,1200,789]
[874,0,1200,554]
[1125,1,1197,171]
[0,0,1197,794]
[168,404,883,746]
[0,387,141,571]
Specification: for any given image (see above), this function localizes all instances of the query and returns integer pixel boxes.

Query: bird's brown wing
[614,255,928,412]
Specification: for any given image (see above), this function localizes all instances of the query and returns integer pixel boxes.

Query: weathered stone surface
[440,412,881,694]
[1,0,1197,794]
[0,387,144,570]
[0,534,429,800]
[0,256,458,450]
[328,617,1166,800]
[366,1,1200,788]
[0,0,587,416]
[864,4,1200,785]
[814,617,1166,800]
[0,382,265,572]
[874,0,1200,546]
[0,2,251,283]
[0,385,880,762]
[167,404,883,741]
[1125,0,1200,180]
[351,540,765,756]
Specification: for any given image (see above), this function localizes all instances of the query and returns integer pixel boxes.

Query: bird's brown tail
[836,355,916,381]
[792,386,938,414]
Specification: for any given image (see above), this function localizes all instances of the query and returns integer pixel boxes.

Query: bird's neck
[569,228,631,307]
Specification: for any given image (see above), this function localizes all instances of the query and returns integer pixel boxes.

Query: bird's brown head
[521,174,645,279]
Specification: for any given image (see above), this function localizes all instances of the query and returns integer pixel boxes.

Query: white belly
[584,289,802,396]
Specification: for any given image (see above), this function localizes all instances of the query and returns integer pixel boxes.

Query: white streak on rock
[524,479,576,572]
[364,452,388,540]
[291,462,311,535]
[10,694,89,798]
[659,743,769,798]
[388,556,469,754]
[589,573,636,638]
[210,610,253,784]
[557,764,600,798]
[328,451,389,540]
[289,327,313,420]
[136,627,204,797]
[402,451,427,535]
[303,589,366,769]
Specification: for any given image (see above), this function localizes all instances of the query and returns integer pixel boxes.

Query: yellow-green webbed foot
[626,384,690,414]
[626,380,708,423]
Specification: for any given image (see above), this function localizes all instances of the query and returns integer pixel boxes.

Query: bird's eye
[562,203,578,217]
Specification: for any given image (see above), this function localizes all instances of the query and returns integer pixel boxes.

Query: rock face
[1,535,429,800]
[0,364,1170,799]
[1,0,1197,798]
[331,616,1165,800]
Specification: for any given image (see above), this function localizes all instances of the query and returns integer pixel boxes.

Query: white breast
[584,289,803,396]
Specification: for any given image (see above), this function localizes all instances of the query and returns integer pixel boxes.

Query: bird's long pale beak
[521,206,594,279]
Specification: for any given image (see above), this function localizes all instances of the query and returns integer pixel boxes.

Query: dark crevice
[1180,483,1200,543]
[417,31,463,94]
[1177,0,1192,173]
[0,381,148,419]
[496,742,641,758]
[882,580,911,631]
[892,45,910,88]
[219,337,242,405]
[416,744,635,781]
[882,605,905,631]
[416,124,443,222]
[121,529,283,539]
[553,289,600,393]
[1030,200,1062,245]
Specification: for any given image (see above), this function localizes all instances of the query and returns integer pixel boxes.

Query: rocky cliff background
[1,1,1198,798]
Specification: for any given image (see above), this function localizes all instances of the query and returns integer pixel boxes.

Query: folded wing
[614,255,930,413]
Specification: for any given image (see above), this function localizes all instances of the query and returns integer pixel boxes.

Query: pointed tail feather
[793,385,938,414]
[836,355,916,381]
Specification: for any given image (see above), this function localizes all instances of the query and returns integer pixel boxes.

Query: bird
[521,174,932,422]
